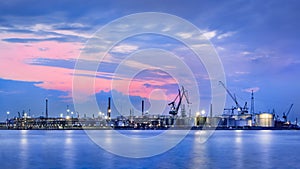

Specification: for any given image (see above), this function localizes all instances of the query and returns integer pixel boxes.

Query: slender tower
[250,90,254,115]
[107,97,111,119]
[142,100,144,116]
[45,98,48,118]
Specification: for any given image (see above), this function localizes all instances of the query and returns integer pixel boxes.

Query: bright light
[196,112,200,116]
[60,113,63,118]
[6,111,10,115]
[71,111,74,115]
[235,130,243,133]
[201,110,206,115]
[66,115,70,120]
[105,115,108,119]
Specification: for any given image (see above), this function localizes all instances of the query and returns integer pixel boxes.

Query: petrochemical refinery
[1,83,298,130]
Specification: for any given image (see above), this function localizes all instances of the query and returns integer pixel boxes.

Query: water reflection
[233,130,244,169]
[64,131,75,169]
[191,131,209,167]
[194,130,209,144]
[1,130,300,168]
[259,130,272,144]
[86,130,190,158]
[19,130,28,169]
[234,130,243,144]
[20,133,28,145]
[257,130,272,168]
[65,137,72,145]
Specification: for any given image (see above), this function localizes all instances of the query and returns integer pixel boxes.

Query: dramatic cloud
[1,0,300,118]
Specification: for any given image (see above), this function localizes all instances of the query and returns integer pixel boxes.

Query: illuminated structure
[107,97,111,119]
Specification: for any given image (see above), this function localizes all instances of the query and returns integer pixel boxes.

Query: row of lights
[5,111,32,119]
[6,109,208,119]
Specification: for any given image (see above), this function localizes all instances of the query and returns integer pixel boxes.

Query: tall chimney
[142,100,144,116]
[107,97,111,119]
[45,98,48,118]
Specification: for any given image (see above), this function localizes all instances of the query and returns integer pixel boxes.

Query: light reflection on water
[64,136,75,169]
[233,130,244,168]
[20,130,28,169]
[0,130,300,169]
[191,131,209,167]
[257,130,273,168]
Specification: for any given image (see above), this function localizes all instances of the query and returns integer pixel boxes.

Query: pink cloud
[243,87,260,93]
[0,41,81,93]
[0,40,180,102]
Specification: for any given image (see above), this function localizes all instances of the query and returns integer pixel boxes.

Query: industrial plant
[1,82,298,130]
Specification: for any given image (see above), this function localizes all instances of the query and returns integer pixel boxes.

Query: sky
[0,0,300,122]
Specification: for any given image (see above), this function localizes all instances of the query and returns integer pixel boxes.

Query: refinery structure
[1,82,298,130]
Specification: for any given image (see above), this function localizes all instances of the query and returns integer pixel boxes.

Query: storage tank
[234,114,253,127]
[256,113,274,127]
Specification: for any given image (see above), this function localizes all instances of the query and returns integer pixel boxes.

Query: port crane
[219,81,248,115]
[168,86,190,116]
[283,104,293,122]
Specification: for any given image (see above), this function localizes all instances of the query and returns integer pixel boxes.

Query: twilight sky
[0,0,300,121]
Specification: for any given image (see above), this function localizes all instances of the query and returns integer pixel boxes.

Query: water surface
[0,130,299,169]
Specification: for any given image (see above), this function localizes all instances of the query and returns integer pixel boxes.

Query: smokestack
[107,97,111,119]
[142,100,144,116]
[45,98,48,118]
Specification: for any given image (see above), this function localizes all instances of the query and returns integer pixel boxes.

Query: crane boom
[283,103,294,122]
[168,89,181,116]
[286,104,294,117]
[182,87,191,105]
[219,81,242,110]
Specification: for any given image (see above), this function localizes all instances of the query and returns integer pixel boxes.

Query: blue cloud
[27,58,120,75]
[28,58,76,70]
[2,33,86,43]
[2,37,68,43]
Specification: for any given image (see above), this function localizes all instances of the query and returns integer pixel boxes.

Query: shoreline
[0,126,299,130]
